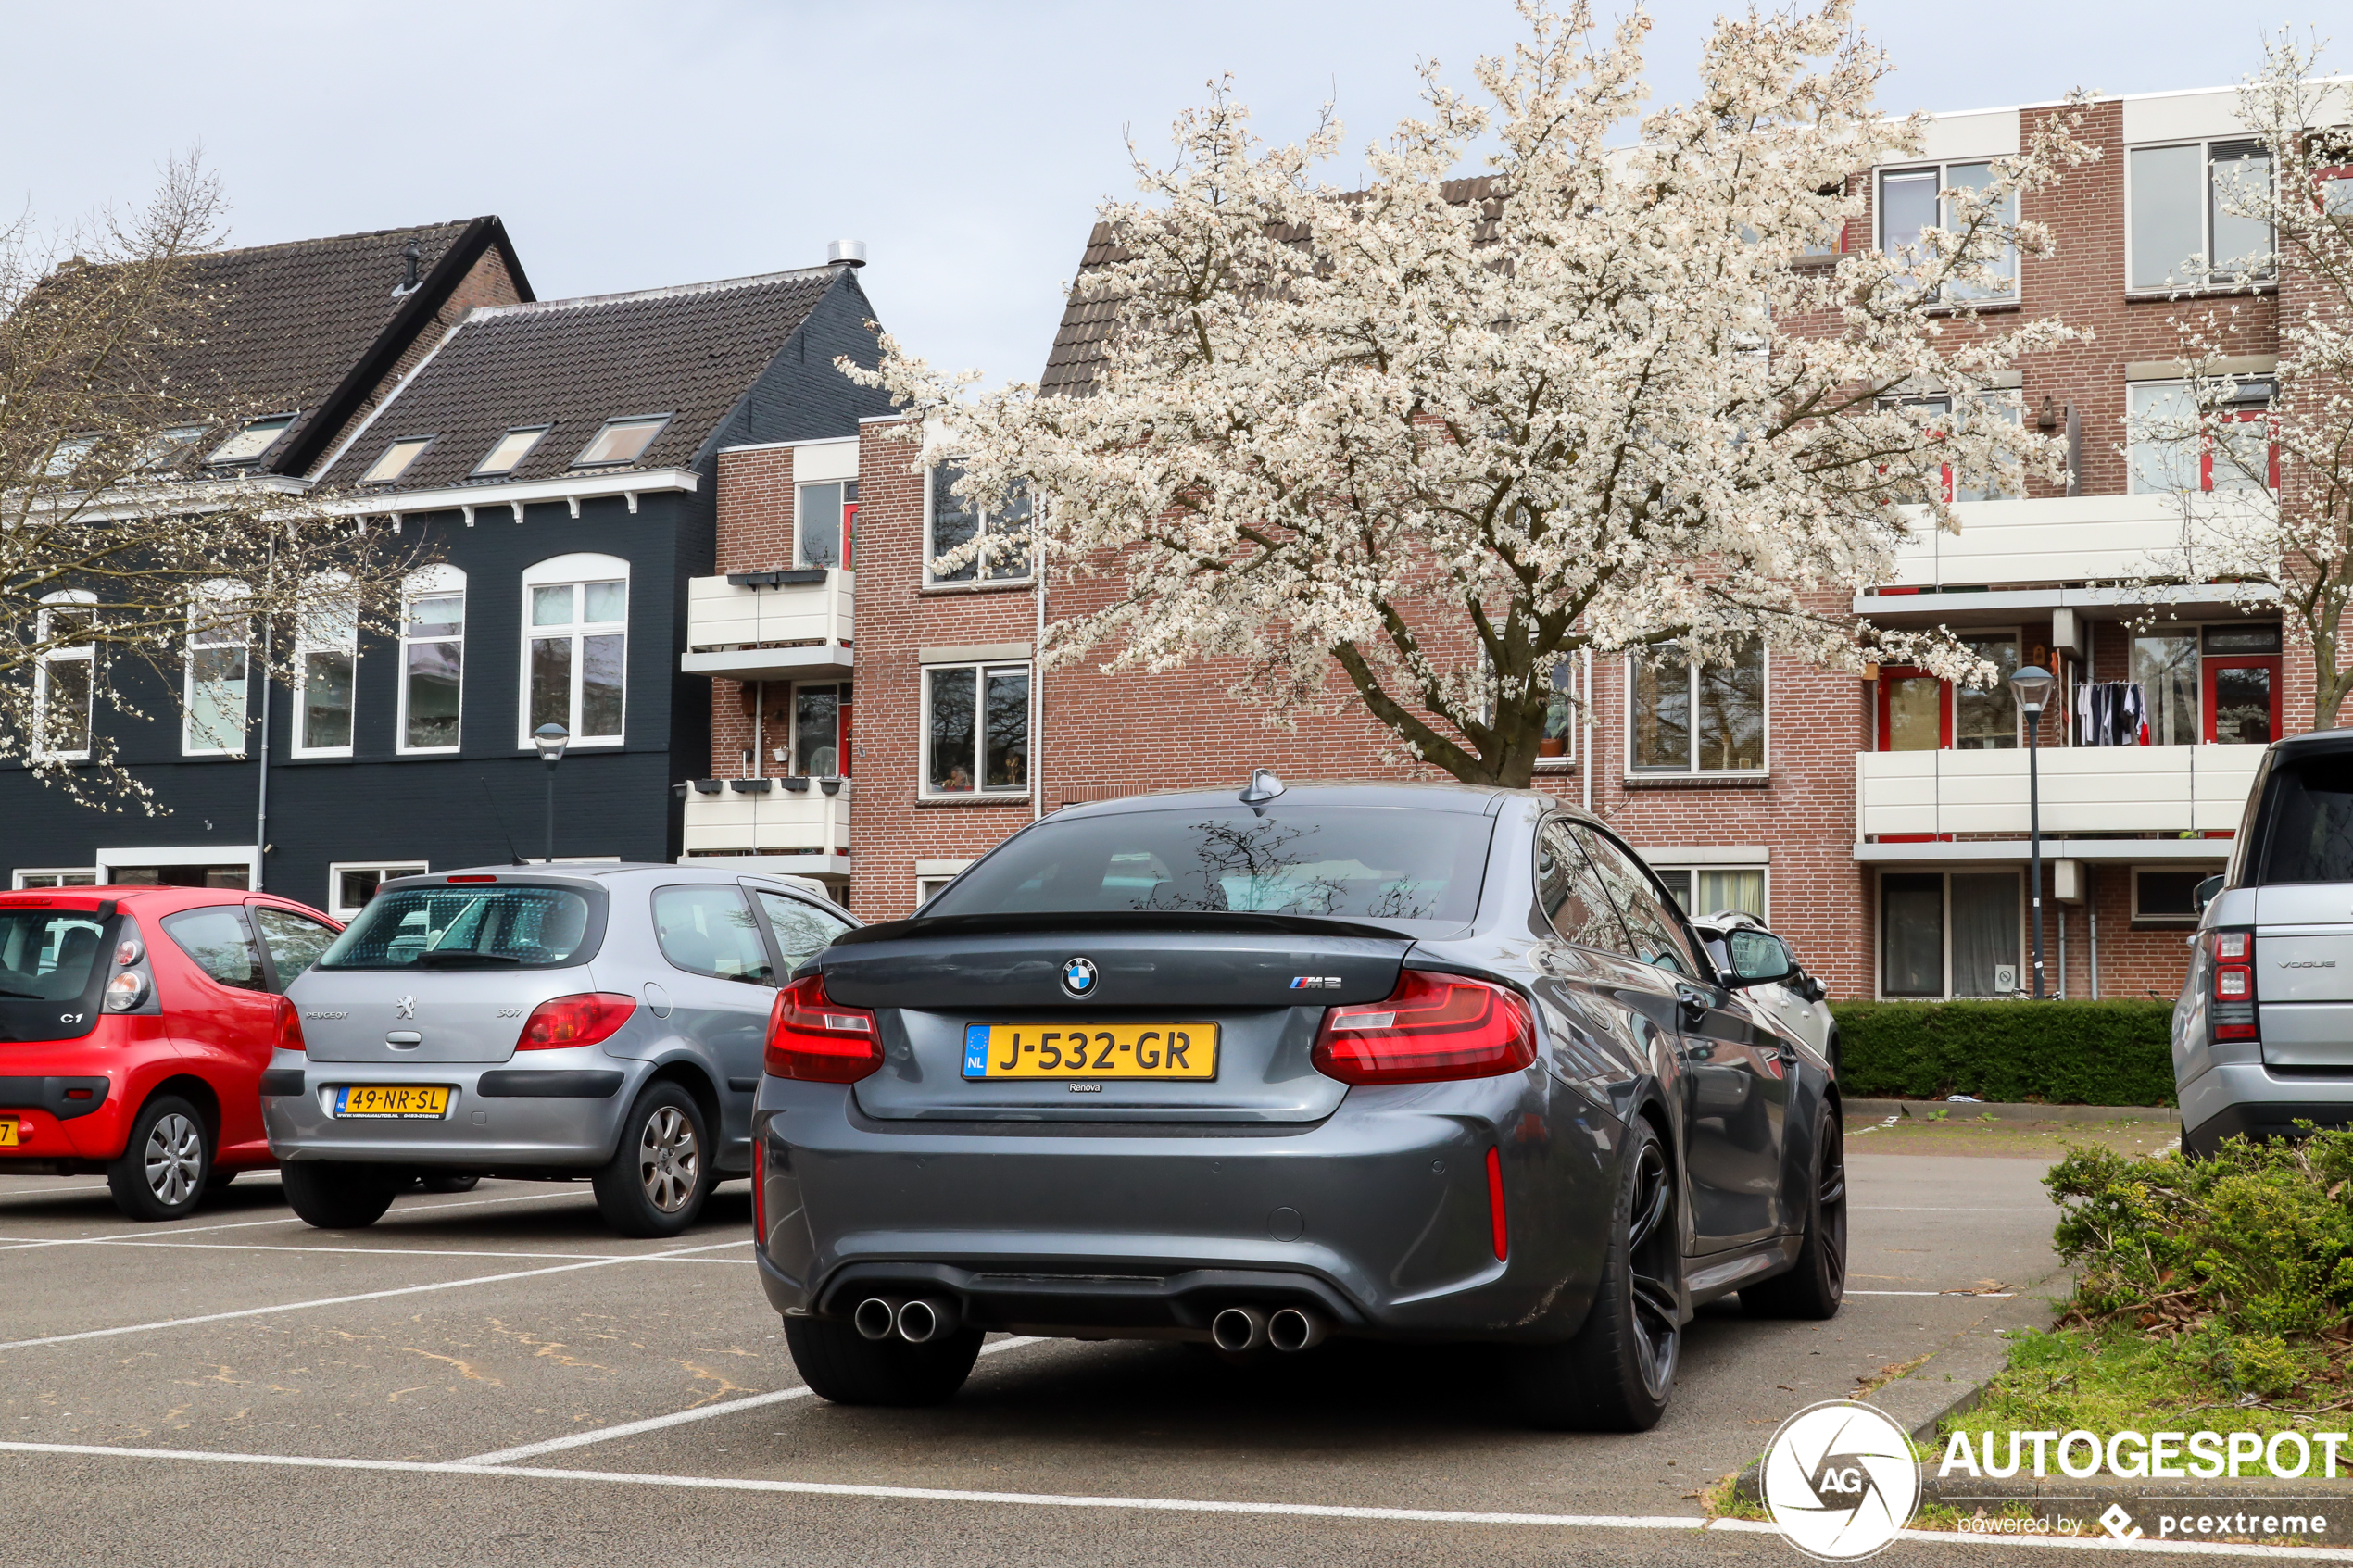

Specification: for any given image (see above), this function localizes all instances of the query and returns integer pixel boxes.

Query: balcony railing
[1856,744,2264,841]
[1864,492,2272,595]
[679,777,851,875]
[681,569,852,683]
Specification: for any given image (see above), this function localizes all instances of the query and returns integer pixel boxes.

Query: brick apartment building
[676,80,2309,1004]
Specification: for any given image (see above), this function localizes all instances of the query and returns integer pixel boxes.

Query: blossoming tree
[852,0,2093,787]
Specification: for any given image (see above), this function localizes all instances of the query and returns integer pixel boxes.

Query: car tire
[1515,1115,1681,1432]
[106,1096,212,1223]
[783,1315,984,1407]
[1742,1107,1847,1321]
[593,1082,711,1238]
[280,1162,398,1229]
[204,1167,238,1195]
[419,1174,481,1195]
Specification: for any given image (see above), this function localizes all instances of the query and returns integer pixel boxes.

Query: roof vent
[1239,768,1285,807]
[392,241,422,299]
[826,240,867,269]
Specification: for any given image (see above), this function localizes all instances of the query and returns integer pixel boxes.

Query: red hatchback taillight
[517,992,637,1050]
[764,973,881,1083]
[2210,930,2258,1042]
[1312,970,1539,1085]
[275,997,307,1053]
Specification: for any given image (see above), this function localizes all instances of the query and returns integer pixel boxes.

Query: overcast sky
[0,2,2317,388]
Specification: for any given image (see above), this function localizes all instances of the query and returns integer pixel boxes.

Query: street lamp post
[533,722,571,863]
[2008,665,2057,999]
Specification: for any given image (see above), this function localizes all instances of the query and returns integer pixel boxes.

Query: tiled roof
[1037,177,1503,397]
[157,219,523,469]
[317,267,849,494]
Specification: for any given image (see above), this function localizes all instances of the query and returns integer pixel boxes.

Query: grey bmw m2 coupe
[751,776,1845,1430]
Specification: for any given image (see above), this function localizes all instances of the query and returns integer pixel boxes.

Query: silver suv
[2178,731,2353,1158]
[263,863,856,1235]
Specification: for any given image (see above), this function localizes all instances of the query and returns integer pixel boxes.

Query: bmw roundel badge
[1061,957,1099,998]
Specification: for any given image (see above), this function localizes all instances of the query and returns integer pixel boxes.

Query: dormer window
[573,415,669,468]
[363,436,434,486]
[472,426,549,478]
[208,415,295,466]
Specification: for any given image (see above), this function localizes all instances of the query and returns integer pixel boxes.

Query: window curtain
[1950,872,2021,997]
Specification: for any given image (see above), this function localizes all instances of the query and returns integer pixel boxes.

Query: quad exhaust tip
[1210,1305,1268,1353]
[854,1295,962,1343]
[1266,1306,1327,1353]
[853,1296,906,1341]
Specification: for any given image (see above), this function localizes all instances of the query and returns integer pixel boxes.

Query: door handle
[1675,985,1710,1030]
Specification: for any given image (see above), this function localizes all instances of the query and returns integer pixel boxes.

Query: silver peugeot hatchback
[263,862,856,1236]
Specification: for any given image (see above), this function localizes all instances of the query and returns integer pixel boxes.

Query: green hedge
[1830,998,2177,1107]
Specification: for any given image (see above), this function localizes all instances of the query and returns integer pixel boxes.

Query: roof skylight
[472,426,549,477]
[573,415,669,468]
[208,415,295,466]
[363,436,434,485]
[142,424,209,470]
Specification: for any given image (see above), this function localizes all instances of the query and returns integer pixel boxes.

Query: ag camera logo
[1761,1400,1920,1561]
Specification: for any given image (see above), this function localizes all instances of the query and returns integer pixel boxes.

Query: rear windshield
[316,885,598,970]
[2257,754,2353,884]
[0,909,108,1003]
[924,806,1494,922]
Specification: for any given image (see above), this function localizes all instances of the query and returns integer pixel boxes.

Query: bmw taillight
[1312,970,1539,1085]
[274,996,307,1053]
[764,973,881,1083]
[517,992,637,1050]
[2210,930,2258,1042]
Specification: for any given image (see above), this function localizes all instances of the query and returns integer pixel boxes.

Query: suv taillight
[1312,970,1539,1085]
[517,992,637,1050]
[275,997,307,1053]
[764,973,881,1083]
[2210,930,2258,1042]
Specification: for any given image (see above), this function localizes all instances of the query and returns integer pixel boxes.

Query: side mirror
[1724,928,1799,989]
[2193,874,2225,915]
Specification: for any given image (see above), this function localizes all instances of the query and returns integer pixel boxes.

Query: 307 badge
[962,1022,1218,1080]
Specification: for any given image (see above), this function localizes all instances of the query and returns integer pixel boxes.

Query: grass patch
[1950,1322,2351,1445]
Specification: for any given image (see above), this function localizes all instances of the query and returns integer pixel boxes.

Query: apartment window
[398,566,465,753]
[207,415,294,467]
[2133,867,2209,925]
[788,682,850,777]
[1881,870,2021,998]
[473,426,549,478]
[927,462,1032,585]
[1652,865,1767,922]
[13,869,98,889]
[915,863,973,909]
[2130,381,2277,495]
[362,436,434,486]
[2124,622,2283,747]
[329,862,427,922]
[2130,631,2198,746]
[798,481,858,569]
[2129,139,2273,290]
[293,577,357,758]
[522,554,627,747]
[1628,640,1764,774]
[1879,162,2017,301]
[924,662,1028,794]
[573,415,669,469]
[1881,392,2023,502]
[1536,659,1578,767]
[33,593,94,761]
[183,582,249,756]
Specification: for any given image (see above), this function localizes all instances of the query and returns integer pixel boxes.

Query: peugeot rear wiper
[411,950,522,968]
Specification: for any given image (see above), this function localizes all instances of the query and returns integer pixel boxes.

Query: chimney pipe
[400,242,421,294]
[826,240,867,269]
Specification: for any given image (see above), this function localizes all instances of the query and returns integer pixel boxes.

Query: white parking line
[1846,1289,2016,1298]
[459,1336,1046,1465]
[0,1237,702,1264]
[1854,1207,2054,1213]
[0,1237,748,1353]
[0,1185,597,1250]
[1705,1515,2353,1560]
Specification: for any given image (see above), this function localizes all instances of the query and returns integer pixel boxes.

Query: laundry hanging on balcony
[2073,681,2148,746]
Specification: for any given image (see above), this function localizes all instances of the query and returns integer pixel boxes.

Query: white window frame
[2125,137,2276,294]
[915,859,974,909]
[1876,161,2019,304]
[924,460,1033,588]
[1622,641,1769,778]
[2131,864,2214,926]
[291,573,358,759]
[326,860,429,922]
[518,553,629,751]
[12,867,98,889]
[1650,864,1770,923]
[33,590,96,763]
[572,414,672,469]
[920,659,1032,797]
[396,565,466,756]
[1533,657,1579,771]
[207,414,295,467]
[1875,868,2027,1001]
[182,579,250,758]
[473,425,550,478]
[362,434,435,486]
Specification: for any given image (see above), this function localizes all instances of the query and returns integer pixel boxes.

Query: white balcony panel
[1856,745,2265,842]
[682,571,853,682]
[1873,493,2272,592]
[682,782,851,870]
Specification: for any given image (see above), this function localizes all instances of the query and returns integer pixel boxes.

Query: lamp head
[2008,664,2056,714]
[533,721,572,762]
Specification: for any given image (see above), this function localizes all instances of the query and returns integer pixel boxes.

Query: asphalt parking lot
[0,1133,2197,1567]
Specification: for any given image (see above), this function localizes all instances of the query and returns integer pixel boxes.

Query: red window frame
[2202,655,2283,745]
[2199,408,2280,492]
[1875,666,1953,751]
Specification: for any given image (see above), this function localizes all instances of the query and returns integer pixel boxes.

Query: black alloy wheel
[1516,1115,1682,1431]
[106,1096,212,1223]
[783,1315,984,1407]
[1743,1107,1847,1319]
[280,1161,400,1229]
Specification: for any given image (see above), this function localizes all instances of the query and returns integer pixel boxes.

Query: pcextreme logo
[1760,1400,1921,1561]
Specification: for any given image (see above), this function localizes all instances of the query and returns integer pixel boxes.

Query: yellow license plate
[0,1117,17,1147]
[962,1022,1218,1080]
[333,1085,451,1119]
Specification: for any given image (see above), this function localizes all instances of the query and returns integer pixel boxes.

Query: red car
[0,884,341,1221]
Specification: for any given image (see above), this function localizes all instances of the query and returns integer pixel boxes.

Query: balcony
[681,569,852,683]
[1856,745,2263,855]
[678,777,851,881]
